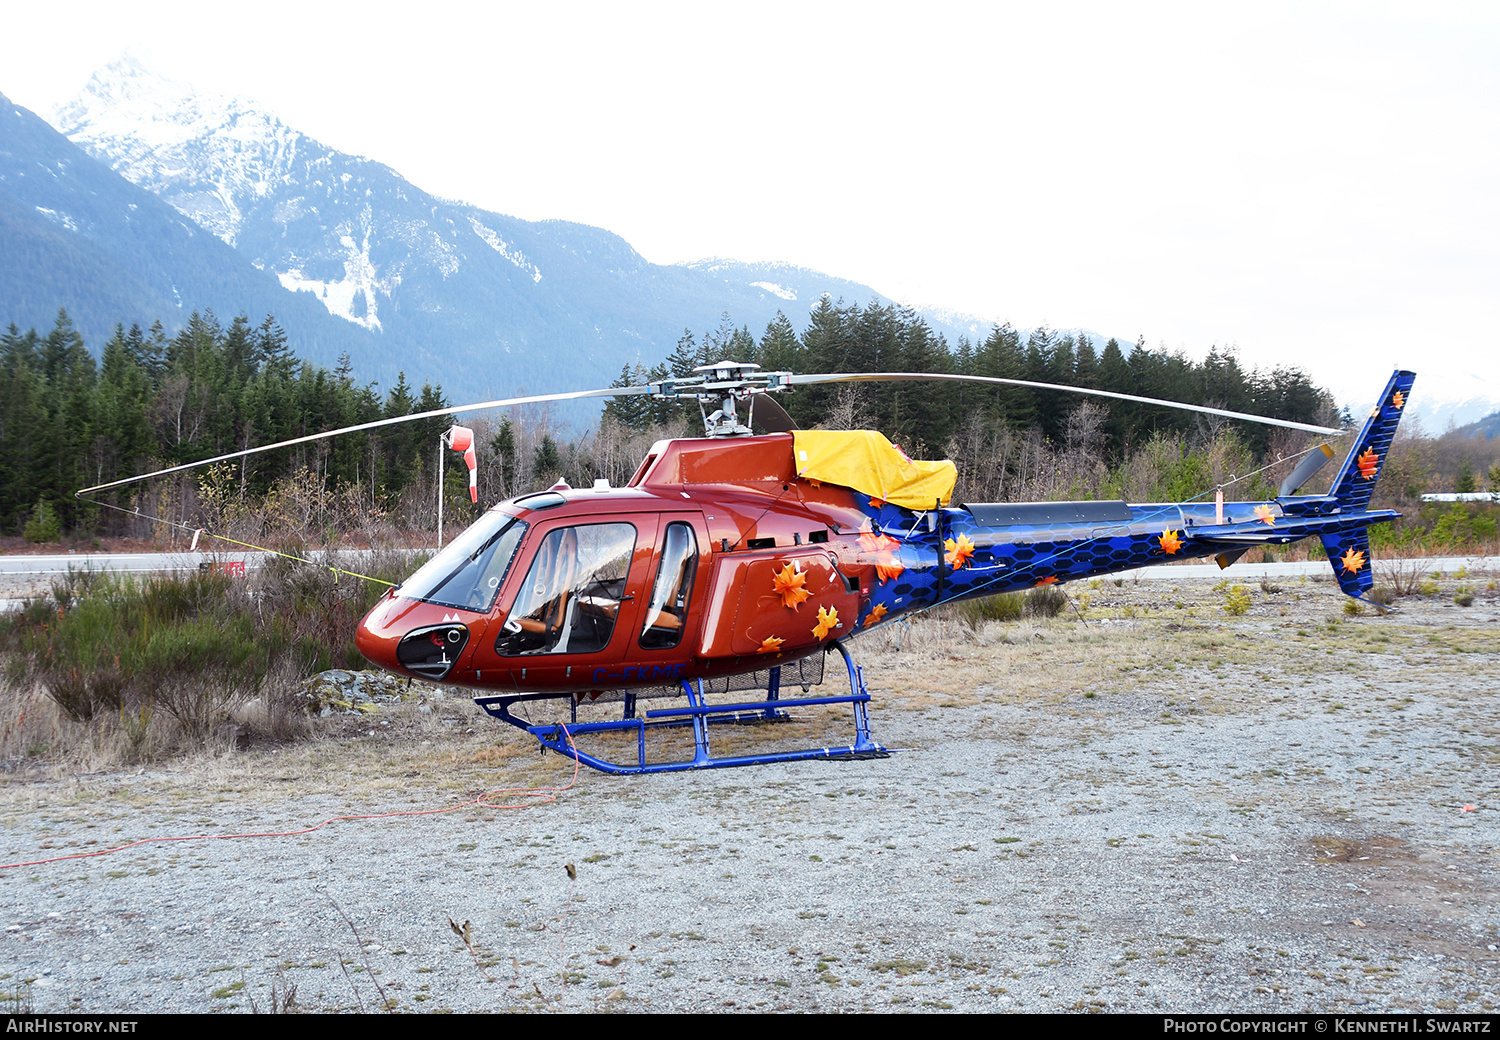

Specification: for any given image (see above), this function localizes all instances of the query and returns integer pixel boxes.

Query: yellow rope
[79,497,398,588]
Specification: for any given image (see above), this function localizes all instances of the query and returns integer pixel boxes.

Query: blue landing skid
[473,641,891,775]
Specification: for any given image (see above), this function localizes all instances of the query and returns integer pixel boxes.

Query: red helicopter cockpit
[359,492,660,688]
[354,429,868,703]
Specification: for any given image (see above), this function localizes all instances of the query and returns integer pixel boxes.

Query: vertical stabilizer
[1328,371,1416,513]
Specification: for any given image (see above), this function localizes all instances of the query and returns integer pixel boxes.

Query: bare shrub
[576,414,691,489]
[1263,428,1331,497]
[819,386,874,432]
[1377,557,1430,597]
[0,673,70,769]
[946,416,1016,504]
[1375,414,1433,507]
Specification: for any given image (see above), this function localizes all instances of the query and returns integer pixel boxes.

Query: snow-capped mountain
[0,89,373,361]
[1408,386,1500,436]
[1323,366,1500,436]
[51,58,979,395]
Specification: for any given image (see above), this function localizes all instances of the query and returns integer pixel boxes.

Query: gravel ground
[1,572,1497,1014]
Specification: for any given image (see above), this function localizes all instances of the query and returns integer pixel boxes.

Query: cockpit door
[461,517,644,691]
[463,513,707,693]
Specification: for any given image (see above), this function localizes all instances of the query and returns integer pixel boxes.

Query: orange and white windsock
[446,426,478,502]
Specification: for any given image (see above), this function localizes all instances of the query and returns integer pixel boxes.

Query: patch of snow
[276,227,386,331]
[750,280,796,301]
[468,217,543,283]
[683,257,734,274]
[425,231,461,278]
[271,198,306,224]
[909,302,1001,336]
[33,206,78,232]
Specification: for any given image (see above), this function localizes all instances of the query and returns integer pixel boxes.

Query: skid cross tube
[472,642,890,774]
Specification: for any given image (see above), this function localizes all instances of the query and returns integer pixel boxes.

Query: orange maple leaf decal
[859,530,904,583]
[757,635,785,654]
[866,603,888,625]
[1253,504,1276,526]
[1339,547,1367,574]
[771,562,811,610]
[1035,575,1058,586]
[1356,448,1379,480]
[812,605,840,641]
[943,533,976,570]
[868,495,885,508]
[1158,529,1183,555]
[1391,390,1404,410]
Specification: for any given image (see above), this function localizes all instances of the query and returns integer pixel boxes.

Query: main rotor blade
[76,384,656,497]
[786,372,1345,436]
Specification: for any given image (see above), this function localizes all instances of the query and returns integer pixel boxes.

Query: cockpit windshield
[396,511,528,612]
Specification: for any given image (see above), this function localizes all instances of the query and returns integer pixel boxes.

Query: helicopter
[80,363,1416,775]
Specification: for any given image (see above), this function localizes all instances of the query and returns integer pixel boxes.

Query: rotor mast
[689,361,769,437]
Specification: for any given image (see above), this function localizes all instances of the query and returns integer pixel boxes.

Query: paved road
[0,551,260,579]
[0,550,416,610]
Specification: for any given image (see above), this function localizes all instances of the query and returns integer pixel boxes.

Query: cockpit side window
[495,523,636,657]
[639,522,697,650]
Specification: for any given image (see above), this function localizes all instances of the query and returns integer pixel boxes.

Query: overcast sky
[4,1,1497,411]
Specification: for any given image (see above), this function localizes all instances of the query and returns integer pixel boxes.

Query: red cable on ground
[0,730,582,872]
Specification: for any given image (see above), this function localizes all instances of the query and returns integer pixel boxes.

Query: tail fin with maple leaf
[1318,370,1416,599]
[1327,370,1416,514]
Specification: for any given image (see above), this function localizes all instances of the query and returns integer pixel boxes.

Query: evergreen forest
[1,309,450,543]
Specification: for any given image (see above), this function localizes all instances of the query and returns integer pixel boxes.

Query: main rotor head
[651,360,795,437]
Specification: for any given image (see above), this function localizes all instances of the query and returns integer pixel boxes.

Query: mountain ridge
[0,87,376,364]
[49,58,992,399]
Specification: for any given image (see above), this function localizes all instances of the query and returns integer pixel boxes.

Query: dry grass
[854,574,1494,721]
[0,554,416,775]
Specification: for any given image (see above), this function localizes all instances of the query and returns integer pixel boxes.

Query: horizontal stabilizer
[1194,529,1302,546]
[1187,509,1401,565]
